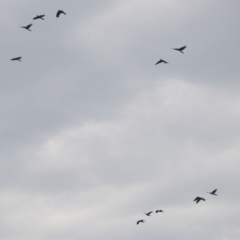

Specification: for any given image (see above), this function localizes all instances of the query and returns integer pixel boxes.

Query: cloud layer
[1,1,240,240]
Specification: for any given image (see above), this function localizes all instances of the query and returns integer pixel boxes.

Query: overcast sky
[1,0,240,239]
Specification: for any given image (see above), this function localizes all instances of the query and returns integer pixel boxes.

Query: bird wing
[33,16,38,20]
[56,10,66,17]
[26,24,32,28]
[212,189,217,194]
[56,10,61,17]
[200,198,205,201]
[194,197,199,201]
[137,221,140,224]
[179,46,187,51]
[155,60,162,65]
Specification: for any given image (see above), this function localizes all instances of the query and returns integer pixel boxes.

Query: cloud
[1,0,240,239]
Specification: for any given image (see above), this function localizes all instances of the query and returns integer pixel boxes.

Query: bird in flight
[56,10,66,18]
[194,197,205,204]
[33,15,45,20]
[144,211,153,216]
[207,189,217,196]
[155,59,168,65]
[172,45,187,54]
[11,57,22,61]
[136,220,145,225]
[156,210,164,213]
[20,24,32,31]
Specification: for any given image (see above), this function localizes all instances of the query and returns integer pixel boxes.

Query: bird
[172,45,187,54]
[56,10,66,18]
[11,57,22,61]
[207,189,217,196]
[20,24,32,31]
[144,211,153,216]
[194,197,205,204]
[136,220,145,225]
[33,15,45,20]
[156,210,164,213]
[155,59,168,65]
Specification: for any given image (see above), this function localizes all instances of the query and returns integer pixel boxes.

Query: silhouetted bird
[194,197,205,204]
[172,45,187,54]
[136,220,145,225]
[144,211,153,216]
[207,189,217,196]
[33,15,45,20]
[56,10,66,18]
[156,210,164,213]
[155,59,168,65]
[11,57,22,61]
[20,24,32,31]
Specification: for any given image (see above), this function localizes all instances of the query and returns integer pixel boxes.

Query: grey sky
[1,0,240,240]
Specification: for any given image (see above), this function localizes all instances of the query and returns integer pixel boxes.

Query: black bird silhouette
[155,59,168,65]
[194,197,205,204]
[20,24,32,31]
[11,57,22,61]
[144,211,153,216]
[172,45,187,54]
[56,10,66,18]
[136,220,145,225]
[33,15,45,20]
[156,210,164,213]
[207,189,217,196]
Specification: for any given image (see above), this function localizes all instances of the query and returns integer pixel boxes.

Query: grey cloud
[1,1,240,240]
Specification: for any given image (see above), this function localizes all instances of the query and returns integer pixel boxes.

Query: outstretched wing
[11,57,21,61]
[155,60,162,65]
[212,189,217,194]
[56,10,66,17]
[26,24,32,28]
[34,15,45,20]
[179,45,187,51]
[56,10,61,17]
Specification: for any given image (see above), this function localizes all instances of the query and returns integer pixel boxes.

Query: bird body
[194,197,205,204]
[11,57,22,61]
[20,24,32,31]
[156,210,164,213]
[136,220,145,225]
[33,15,45,20]
[144,211,153,216]
[56,10,66,18]
[155,59,168,65]
[207,189,217,196]
[172,45,187,54]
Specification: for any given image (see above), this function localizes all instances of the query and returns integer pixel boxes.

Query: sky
[1,0,240,239]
